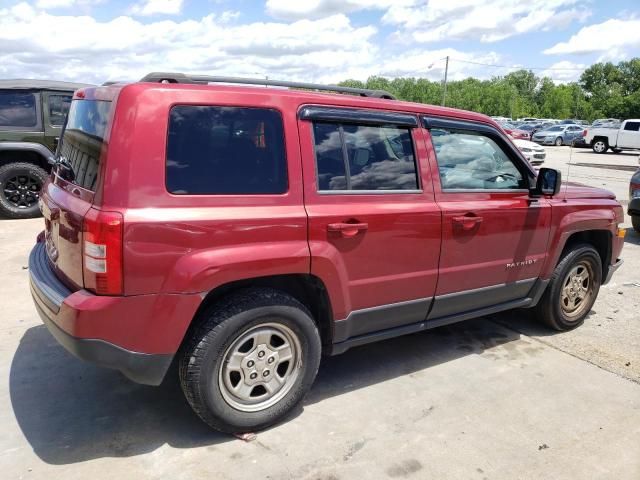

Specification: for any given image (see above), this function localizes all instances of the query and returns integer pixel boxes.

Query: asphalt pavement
[0,146,638,479]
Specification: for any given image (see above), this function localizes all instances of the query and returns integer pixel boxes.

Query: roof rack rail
[139,72,396,100]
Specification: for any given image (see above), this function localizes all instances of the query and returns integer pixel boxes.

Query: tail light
[582,129,587,137]
[82,208,123,295]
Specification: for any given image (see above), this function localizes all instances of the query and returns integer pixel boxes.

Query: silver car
[532,125,585,146]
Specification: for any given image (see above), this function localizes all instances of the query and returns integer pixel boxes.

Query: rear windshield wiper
[54,155,75,181]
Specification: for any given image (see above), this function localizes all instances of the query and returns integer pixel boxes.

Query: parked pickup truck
[29,73,626,434]
[584,119,640,154]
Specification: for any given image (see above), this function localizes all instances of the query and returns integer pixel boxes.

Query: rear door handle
[327,222,368,238]
[452,215,483,231]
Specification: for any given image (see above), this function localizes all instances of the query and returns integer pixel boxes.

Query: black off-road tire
[179,288,322,434]
[534,244,602,331]
[0,162,48,219]
[632,215,640,233]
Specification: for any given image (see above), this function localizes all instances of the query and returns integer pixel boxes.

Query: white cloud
[0,3,379,84]
[36,0,75,7]
[383,0,590,43]
[376,49,506,81]
[265,0,413,21]
[544,18,640,55]
[130,0,184,16]
[539,60,586,83]
[35,0,104,8]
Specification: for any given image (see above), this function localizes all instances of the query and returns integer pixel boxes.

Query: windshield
[56,100,111,191]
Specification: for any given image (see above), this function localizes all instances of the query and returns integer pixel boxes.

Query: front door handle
[327,222,368,238]
[452,215,483,231]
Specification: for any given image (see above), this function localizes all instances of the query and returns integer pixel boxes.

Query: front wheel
[554,136,563,146]
[0,162,48,218]
[179,288,322,434]
[534,244,602,331]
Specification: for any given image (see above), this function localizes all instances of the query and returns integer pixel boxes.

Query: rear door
[618,121,640,148]
[423,117,551,323]
[42,98,112,289]
[299,106,441,341]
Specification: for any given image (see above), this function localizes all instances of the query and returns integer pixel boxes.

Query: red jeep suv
[29,73,625,433]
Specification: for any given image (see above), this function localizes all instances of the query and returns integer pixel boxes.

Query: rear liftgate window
[312,122,419,191]
[57,100,111,191]
[166,106,287,194]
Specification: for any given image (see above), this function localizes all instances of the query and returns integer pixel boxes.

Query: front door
[298,107,442,341]
[423,117,552,321]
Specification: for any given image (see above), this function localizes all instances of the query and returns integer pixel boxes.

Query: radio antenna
[564,141,573,201]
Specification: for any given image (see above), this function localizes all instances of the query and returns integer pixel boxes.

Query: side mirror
[533,168,561,196]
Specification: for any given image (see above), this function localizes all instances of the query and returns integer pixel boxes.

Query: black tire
[554,136,563,146]
[0,162,48,219]
[592,139,608,154]
[534,244,602,331]
[179,288,322,434]
[632,215,640,233]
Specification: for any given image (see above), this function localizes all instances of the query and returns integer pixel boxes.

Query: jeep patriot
[29,73,625,433]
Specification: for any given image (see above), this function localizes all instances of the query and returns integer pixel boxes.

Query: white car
[512,138,546,165]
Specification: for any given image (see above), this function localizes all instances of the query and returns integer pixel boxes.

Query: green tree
[337,58,639,121]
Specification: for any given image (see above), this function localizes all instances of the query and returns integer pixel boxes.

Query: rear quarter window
[166,106,287,195]
[48,94,72,126]
[0,92,38,128]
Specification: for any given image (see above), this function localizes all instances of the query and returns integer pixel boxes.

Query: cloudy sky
[1,0,639,85]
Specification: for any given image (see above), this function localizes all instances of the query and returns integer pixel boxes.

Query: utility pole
[442,55,449,107]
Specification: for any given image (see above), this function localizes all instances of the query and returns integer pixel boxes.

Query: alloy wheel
[560,261,594,319]
[218,322,302,412]
[2,174,41,209]
[593,141,606,153]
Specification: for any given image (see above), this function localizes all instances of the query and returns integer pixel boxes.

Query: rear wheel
[611,147,622,154]
[632,215,640,233]
[0,162,48,219]
[534,244,602,331]
[592,139,608,154]
[179,288,322,433]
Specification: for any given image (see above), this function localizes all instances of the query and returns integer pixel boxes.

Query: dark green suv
[0,79,91,218]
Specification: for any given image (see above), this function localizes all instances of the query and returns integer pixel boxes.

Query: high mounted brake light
[83,208,123,295]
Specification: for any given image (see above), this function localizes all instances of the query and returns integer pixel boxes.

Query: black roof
[0,79,93,92]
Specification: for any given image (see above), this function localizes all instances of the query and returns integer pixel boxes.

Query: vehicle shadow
[624,230,640,245]
[11,318,523,465]
[10,325,225,464]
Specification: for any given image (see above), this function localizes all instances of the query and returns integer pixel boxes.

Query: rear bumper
[28,242,200,385]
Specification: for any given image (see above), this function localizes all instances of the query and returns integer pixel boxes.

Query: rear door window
[623,121,640,131]
[166,106,287,195]
[57,100,111,191]
[0,92,38,128]
[312,122,419,191]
